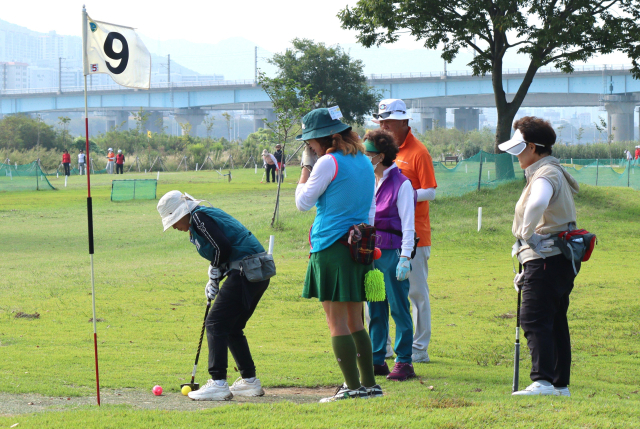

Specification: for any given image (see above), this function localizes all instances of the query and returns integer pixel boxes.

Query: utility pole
[255,46,258,82]
[59,57,62,93]
[167,54,170,85]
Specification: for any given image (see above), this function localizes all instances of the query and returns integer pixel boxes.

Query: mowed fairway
[1,169,639,428]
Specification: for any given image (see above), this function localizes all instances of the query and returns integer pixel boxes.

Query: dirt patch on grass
[0,387,338,415]
[14,312,40,319]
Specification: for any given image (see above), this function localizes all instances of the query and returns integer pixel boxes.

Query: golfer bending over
[295,108,380,402]
[501,117,581,397]
[157,191,270,401]
[364,130,417,381]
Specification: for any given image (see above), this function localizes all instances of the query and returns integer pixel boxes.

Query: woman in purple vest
[364,129,417,381]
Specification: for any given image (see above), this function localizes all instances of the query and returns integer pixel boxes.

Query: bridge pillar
[174,109,206,136]
[454,108,480,132]
[147,111,163,134]
[419,108,446,131]
[253,109,276,132]
[106,111,129,132]
[603,96,635,142]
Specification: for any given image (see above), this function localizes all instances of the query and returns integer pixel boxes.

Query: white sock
[536,380,552,386]
[244,377,256,383]
[214,379,227,386]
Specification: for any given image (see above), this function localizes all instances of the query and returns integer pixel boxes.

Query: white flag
[83,12,151,89]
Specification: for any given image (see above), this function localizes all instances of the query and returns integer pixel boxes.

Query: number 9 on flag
[84,12,151,89]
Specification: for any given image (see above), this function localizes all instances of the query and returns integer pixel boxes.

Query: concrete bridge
[1,64,638,141]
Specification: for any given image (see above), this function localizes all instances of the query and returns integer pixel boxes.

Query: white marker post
[157,171,160,181]
[65,176,68,187]
[268,235,275,255]
[196,163,199,171]
[255,164,257,174]
[478,207,482,232]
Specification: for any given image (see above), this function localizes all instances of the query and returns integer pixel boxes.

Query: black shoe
[374,361,390,376]
[319,384,368,403]
[365,384,384,398]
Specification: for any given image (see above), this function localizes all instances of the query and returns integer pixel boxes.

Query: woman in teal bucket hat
[295,107,382,402]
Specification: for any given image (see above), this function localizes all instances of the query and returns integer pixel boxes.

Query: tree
[58,116,71,149]
[339,1,640,151]
[270,38,379,125]
[132,108,150,134]
[222,112,232,142]
[257,71,320,226]
[203,114,216,140]
[576,126,584,144]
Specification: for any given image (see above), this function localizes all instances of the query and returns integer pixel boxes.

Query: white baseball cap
[118,149,122,153]
[108,147,113,151]
[372,99,411,123]
[498,129,546,155]
[157,191,203,232]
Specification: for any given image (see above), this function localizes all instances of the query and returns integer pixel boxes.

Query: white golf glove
[301,146,318,170]
[513,272,525,293]
[396,257,411,281]
[525,233,554,259]
[205,266,221,300]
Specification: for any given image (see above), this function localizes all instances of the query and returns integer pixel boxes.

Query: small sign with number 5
[91,64,98,72]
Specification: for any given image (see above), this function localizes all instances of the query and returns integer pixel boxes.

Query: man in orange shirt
[374,99,437,363]
[106,148,115,174]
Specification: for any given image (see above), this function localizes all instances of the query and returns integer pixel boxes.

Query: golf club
[512,282,522,393]
[181,299,211,392]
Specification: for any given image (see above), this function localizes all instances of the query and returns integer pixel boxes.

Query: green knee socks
[351,329,377,388]
[331,335,361,390]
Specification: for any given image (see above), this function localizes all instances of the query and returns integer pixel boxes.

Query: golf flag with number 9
[83,12,151,89]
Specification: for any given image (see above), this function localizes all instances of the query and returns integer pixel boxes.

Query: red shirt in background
[116,154,125,165]
[635,148,640,160]
[62,153,71,163]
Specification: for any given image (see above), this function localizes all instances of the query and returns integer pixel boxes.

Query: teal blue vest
[188,206,264,264]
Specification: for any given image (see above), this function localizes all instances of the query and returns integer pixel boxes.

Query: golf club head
[181,383,200,391]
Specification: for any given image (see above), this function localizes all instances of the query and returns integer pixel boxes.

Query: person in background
[273,144,284,183]
[373,98,437,364]
[262,149,278,183]
[295,107,380,402]
[78,149,86,175]
[157,191,270,401]
[116,150,125,174]
[635,145,640,164]
[106,148,115,174]
[501,116,581,397]
[62,150,71,176]
[364,129,417,382]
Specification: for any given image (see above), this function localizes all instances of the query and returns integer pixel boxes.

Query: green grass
[1,169,639,428]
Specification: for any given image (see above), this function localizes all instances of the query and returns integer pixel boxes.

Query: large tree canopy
[339,0,640,149]
[269,38,380,125]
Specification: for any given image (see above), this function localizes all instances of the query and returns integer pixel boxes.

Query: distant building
[0,62,29,90]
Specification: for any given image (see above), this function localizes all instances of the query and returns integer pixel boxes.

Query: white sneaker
[512,381,555,396]
[319,384,368,403]
[385,344,394,359]
[229,377,265,397]
[554,387,571,397]
[412,350,430,363]
[187,379,233,401]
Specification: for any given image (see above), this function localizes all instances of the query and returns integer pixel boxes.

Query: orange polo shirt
[394,128,437,247]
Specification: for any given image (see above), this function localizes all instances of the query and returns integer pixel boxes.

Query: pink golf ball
[152,385,163,396]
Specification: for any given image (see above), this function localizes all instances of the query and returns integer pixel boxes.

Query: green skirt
[303,241,370,302]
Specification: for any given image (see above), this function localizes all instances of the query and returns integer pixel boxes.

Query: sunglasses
[373,110,406,120]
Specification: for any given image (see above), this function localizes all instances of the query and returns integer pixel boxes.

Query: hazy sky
[1,0,425,52]
[2,0,631,66]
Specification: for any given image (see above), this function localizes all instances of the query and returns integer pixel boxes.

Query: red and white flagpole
[82,4,100,406]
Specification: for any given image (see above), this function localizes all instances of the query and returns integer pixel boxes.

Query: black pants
[116,164,123,174]
[265,164,276,182]
[521,255,580,387]
[206,270,269,380]
[63,163,70,176]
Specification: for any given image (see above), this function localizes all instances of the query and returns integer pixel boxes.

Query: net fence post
[596,158,599,186]
[629,159,631,188]
[477,152,484,191]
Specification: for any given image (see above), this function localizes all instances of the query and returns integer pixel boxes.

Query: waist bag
[339,223,378,265]
[554,229,597,275]
[378,229,420,259]
[238,252,276,282]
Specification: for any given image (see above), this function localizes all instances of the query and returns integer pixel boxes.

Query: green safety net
[434,152,639,196]
[111,179,157,201]
[0,161,56,192]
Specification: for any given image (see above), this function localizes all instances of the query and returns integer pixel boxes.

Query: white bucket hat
[372,99,411,124]
[498,129,546,155]
[157,190,203,232]
[108,148,113,151]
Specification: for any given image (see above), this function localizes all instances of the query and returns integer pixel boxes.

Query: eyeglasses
[373,110,406,120]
